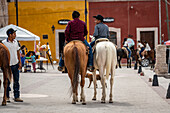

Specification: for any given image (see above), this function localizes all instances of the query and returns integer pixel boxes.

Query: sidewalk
[140,66,170,104]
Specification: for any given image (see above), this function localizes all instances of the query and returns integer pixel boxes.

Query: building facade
[7,0,170,61]
[89,0,170,49]
[8,0,89,61]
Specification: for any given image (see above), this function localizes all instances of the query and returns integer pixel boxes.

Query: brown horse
[0,43,12,106]
[137,49,155,68]
[64,40,88,105]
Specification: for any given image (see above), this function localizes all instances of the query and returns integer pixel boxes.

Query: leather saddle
[93,38,109,53]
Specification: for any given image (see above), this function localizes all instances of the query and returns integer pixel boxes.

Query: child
[20,53,26,72]
[30,52,36,73]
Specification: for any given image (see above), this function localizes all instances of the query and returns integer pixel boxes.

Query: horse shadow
[71,100,133,108]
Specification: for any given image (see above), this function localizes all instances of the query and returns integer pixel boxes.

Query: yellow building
[8,1,89,61]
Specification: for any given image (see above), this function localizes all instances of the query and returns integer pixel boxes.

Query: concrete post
[0,0,8,28]
[155,45,168,76]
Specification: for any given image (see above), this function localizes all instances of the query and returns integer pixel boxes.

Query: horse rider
[58,11,94,72]
[123,38,131,59]
[143,41,151,55]
[137,40,145,59]
[90,15,110,48]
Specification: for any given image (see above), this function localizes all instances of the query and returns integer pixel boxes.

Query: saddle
[122,47,129,57]
[92,38,109,53]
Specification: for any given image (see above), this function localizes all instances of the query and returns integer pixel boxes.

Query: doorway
[136,27,158,49]
[140,31,154,49]
[55,30,65,59]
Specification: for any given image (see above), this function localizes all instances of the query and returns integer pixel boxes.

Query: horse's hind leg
[2,70,8,106]
[130,58,131,68]
[68,73,77,104]
[118,57,122,68]
[80,72,86,105]
[109,65,115,103]
[127,58,129,68]
[100,67,106,103]
[92,69,97,100]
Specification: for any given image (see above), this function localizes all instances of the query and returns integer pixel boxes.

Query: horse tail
[106,45,112,80]
[72,46,80,93]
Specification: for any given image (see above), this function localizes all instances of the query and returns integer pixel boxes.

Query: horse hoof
[72,102,76,104]
[80,99,82,102]
[109,100,113,103]
[82,103,86,105]
[92,98,96,101]
[101,101,105,103]
[1,103,6,106]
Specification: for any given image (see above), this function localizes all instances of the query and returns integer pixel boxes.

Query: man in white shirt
[2,28,23,102]
[137,40,145,59]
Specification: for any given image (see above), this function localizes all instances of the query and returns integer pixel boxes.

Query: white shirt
[123,41,128,47]
[145,43,151,51]
[137,42,144,48]
[2,39,20,66]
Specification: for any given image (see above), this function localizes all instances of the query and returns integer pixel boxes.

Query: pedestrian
[30,52,36,73]
[2,28,23,102]
[20,53,26,72]
[58,11,94,72]
[137,40,145,59]
[123,38,131,59]
[90,14,110,48]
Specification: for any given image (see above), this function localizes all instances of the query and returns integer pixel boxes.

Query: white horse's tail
[106,45,112,80]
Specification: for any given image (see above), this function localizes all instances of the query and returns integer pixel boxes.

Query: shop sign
[103,17,114,23]
[58,19,70,25]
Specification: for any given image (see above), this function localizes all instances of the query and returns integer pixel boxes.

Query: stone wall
[0,0,8,28]
[155,45,168,76]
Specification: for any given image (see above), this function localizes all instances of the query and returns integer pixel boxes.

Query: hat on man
[6,28,17,36]
[93,15,104,22]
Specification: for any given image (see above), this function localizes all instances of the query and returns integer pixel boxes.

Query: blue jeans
[7,63,20,99]
[124,46,131,58]
[139,47,145,58]
[59,40,93,67]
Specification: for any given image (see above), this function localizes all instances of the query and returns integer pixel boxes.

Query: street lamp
[15,0,18,26]
[51,25,55,34]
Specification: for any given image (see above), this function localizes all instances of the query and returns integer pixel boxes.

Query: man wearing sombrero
[90,15,110,47]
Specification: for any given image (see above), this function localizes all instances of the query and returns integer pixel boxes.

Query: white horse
[92,39,117,103]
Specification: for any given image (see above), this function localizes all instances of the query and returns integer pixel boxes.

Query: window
[109,31,117,45]
[43,35,48,39]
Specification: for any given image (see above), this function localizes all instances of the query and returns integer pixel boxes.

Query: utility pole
[15,0,18,26]
[85,0,87,40]
[165,0,170,40]
[159,0,162,44]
